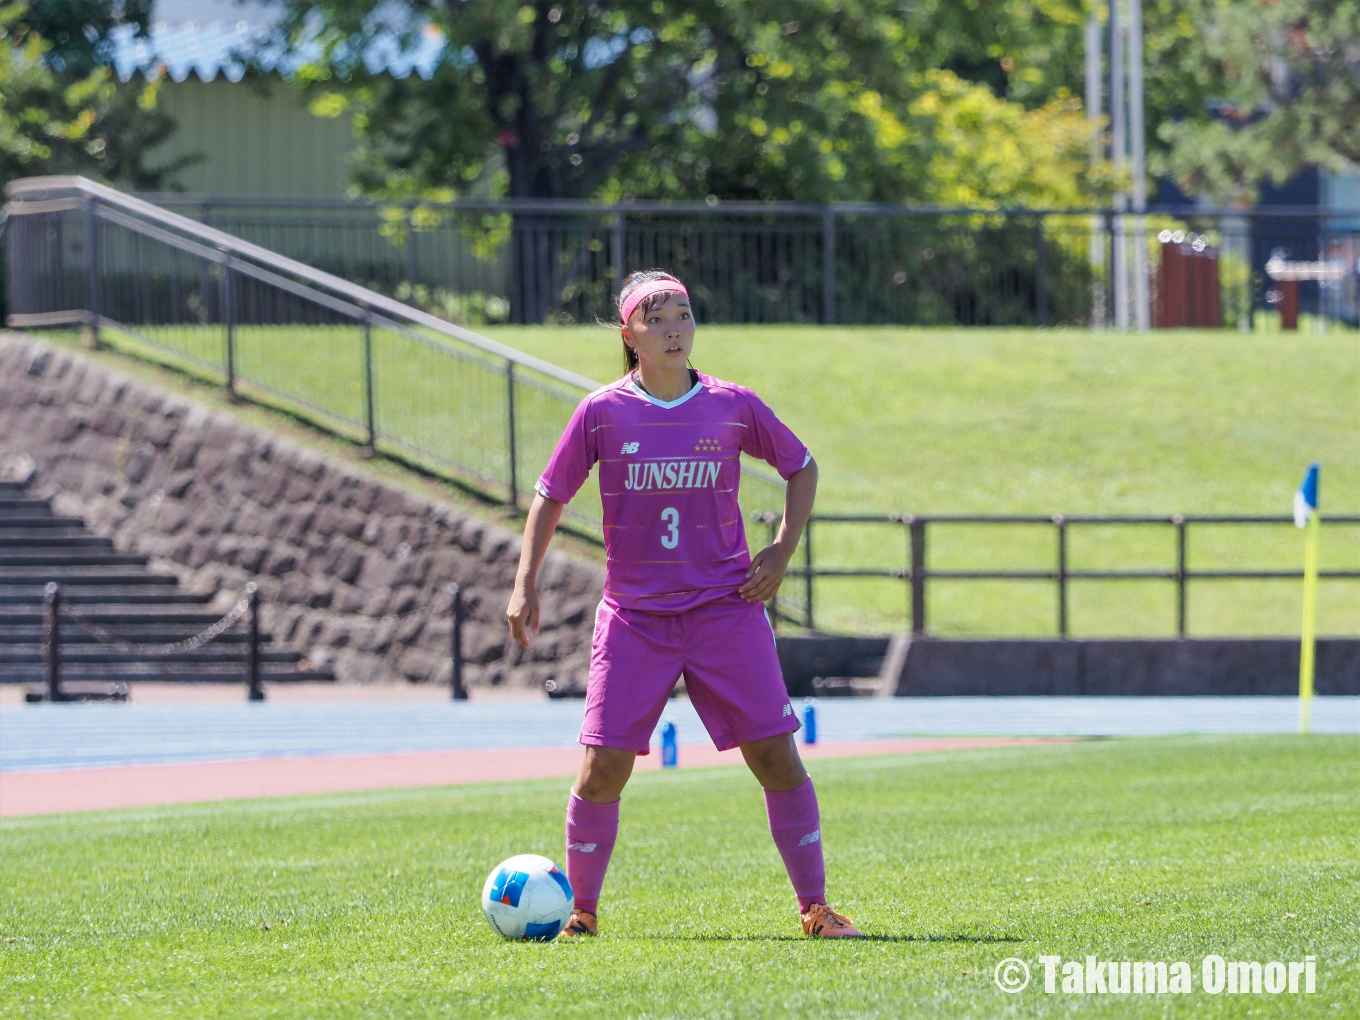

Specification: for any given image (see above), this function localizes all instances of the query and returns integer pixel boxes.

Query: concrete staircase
[0,479,332,688]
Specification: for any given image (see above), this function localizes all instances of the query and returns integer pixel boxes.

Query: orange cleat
[557,908,598,938]
[801,902,863,938]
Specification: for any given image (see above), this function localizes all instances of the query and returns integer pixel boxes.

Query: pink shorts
[580,593,799,755]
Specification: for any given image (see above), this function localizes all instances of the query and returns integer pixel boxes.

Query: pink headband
[620,278,689,326]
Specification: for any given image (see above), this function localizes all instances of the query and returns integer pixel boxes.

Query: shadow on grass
[634,933,1024,944]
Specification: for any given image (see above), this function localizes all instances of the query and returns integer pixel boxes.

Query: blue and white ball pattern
[480,854,574,941]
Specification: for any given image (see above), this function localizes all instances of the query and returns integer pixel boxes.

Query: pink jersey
[536,372,811,613]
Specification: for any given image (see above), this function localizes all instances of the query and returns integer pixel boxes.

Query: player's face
[624,296,695,370]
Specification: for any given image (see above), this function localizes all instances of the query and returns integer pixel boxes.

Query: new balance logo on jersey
[568,842,598,852]
[621,442,640,454]
[782,703,793,717]
[624,460,721,491]
[797,830,821,847]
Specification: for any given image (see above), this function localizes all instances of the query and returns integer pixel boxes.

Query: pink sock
[565,793,619,915]
[765,778,827,913]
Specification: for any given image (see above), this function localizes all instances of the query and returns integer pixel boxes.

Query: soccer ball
[480,854,574,941]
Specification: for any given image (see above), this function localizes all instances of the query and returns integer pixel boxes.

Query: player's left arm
[739,457,817,603]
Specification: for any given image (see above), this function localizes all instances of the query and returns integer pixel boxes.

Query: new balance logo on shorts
[782,703,793,717]
[798,830,821,847]
[568,842,598,852]
[620,442,640,454]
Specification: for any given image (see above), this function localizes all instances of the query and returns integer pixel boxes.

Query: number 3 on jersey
[660,507,680,549]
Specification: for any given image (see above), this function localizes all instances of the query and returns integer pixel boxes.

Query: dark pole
[1175,515,1187,637]
[245,583,263,701]
[86,198,101,349]
[909,517,927,636]
[1055,516,1069,638]
[505,361,519,511]
[404,204,417,295]
[1104,210,1116,322]
[803,518,814,631]
[43,582,61,702]
[821,209,836,325]
[611,213,626,295]
[222,259,235,397]
[363,315,376,450]
[1035,216,1048,327]
[450,583,467,700]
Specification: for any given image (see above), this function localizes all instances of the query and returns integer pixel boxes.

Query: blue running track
[1,697,1356,772]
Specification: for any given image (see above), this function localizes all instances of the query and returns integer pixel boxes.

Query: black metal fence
[2,177,790,531]
[135,195,1360,329]
[32,580,469,702]
[758,512,1360,636]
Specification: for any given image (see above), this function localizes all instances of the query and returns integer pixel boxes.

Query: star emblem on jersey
[620,442,640,454]
[695,437,721,452]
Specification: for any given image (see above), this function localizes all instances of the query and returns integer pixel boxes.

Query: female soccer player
[505,270,861,939]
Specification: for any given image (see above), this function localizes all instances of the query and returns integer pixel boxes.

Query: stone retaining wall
[0,332,603,689]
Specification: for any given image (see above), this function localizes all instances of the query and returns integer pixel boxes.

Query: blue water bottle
[802,698,818,745]
[660,720,678,768]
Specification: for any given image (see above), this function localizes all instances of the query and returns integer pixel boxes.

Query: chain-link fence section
[1,176,794,546]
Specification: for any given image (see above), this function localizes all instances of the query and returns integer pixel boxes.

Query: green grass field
[494,326,1360,635]
[2,736,1356,1018]
[51,323,1360,636]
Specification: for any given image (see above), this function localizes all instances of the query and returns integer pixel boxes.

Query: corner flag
[1294,463,1320,735]
[1294,463,1318,529]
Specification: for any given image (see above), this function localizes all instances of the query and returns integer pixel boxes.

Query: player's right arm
[506,492,566,649]
[507,391,598,649]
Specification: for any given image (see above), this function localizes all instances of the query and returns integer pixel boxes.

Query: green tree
[0,0,192,194]
[1148,0,1360,205]
[281,0,1104,206]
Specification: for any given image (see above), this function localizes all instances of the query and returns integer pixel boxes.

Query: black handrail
[755,512,1360,636]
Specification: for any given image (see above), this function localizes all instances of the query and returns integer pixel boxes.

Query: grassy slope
[19,329,606,564]
[489,326,1359,515]
[2,735,1356,1019]
[491,326,1360,634]
[41,325,1360,634]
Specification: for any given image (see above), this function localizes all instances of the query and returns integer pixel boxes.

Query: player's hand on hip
[739,544,789,602]
[506,584,540,649]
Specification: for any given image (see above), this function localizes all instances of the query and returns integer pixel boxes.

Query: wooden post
[1280,279,1299,331]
